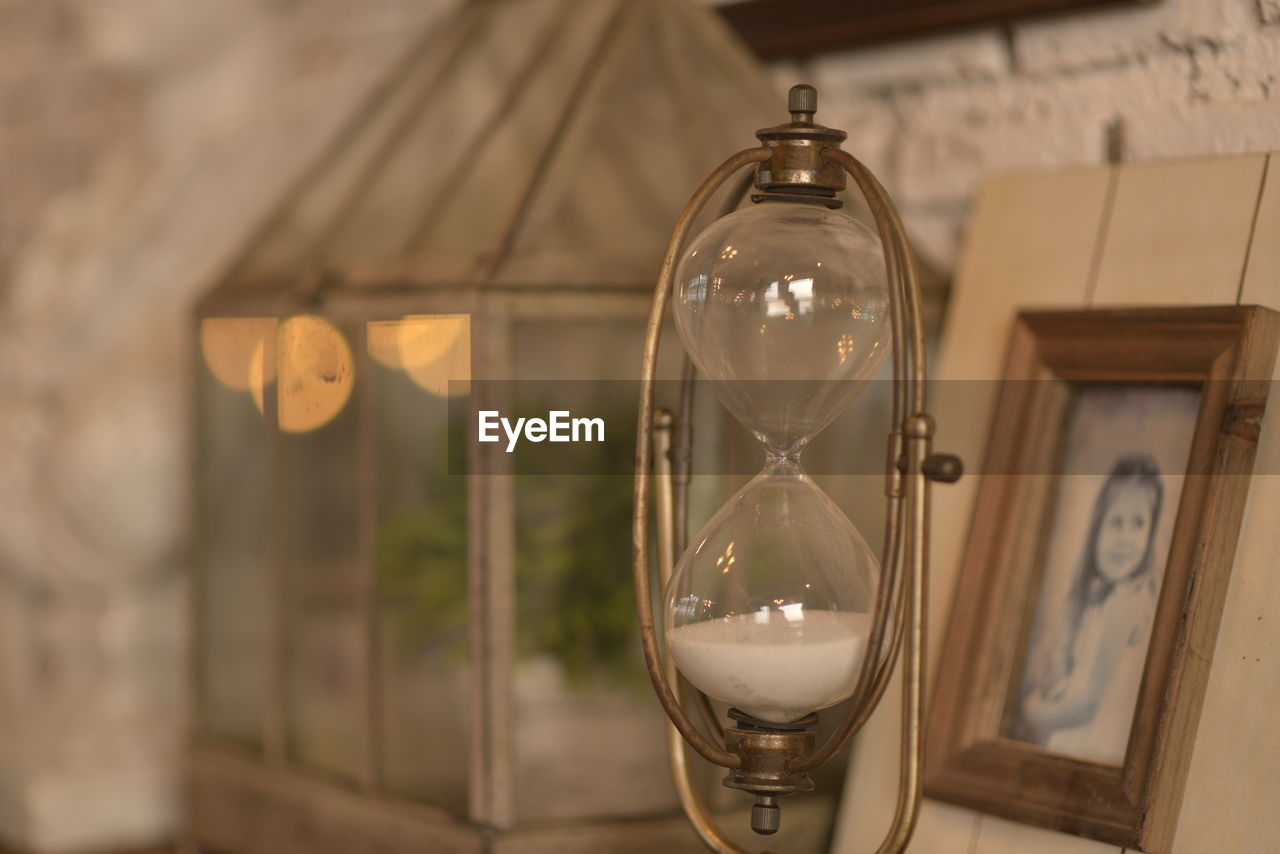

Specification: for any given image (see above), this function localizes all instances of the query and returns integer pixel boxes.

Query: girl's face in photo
[1095,481,1157,583]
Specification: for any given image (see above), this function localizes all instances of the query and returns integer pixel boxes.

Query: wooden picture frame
[925,306,1280,852]
[718,0,1162,60]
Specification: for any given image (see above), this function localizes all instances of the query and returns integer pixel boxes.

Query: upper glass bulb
[674,201,891,456]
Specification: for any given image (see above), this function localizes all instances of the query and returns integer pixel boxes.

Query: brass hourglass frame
[631,85,961,853]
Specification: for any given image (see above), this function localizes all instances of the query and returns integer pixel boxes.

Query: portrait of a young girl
[1006,385,1199,764]
[1014,454,1165,762]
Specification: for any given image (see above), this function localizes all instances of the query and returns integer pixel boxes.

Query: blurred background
[0,0,1277,851]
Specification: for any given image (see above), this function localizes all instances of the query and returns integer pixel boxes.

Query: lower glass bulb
[665,459,879,723]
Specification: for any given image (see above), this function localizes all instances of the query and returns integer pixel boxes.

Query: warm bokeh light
[367,314,462,369]
[248,340,269,415]
[249,315,355,433]
[200,317,278,391]
[368,314,470,397]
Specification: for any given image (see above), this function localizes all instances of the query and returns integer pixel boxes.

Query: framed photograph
[925,306,1280,852]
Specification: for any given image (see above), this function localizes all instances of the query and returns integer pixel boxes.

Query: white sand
[667,609,871,723]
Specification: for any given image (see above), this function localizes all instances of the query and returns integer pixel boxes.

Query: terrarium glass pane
[409,0,620,267]
[370,316,471,814]
[204,0,785,305]
[494,0,776,289]
[225,25,457,285]
[512,317,680,823]
[326,0,604,268]
[195,317,277,747]
[278,316,364,779]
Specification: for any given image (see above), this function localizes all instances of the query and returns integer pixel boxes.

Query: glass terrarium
[188,1,862,852]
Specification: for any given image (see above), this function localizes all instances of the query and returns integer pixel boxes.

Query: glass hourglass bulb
[665,458,879,723]
[673,201,890,456]
[664,200,890,724]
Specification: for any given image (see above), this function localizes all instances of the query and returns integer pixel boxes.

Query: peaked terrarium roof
[202,0,782,311]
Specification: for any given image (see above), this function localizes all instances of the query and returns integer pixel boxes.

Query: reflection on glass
[281,321,362,779]
[512,319,679,823]
[371,316,471,815]
[196,332,273,747]
[200,317,278,392]
[253,315,355,433]
[368,314,471,397]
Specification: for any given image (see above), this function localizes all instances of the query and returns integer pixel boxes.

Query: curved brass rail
[654,412,773,854]
[632,146,771,770]
[796,148,932,854]
[793,148,926,774]
[673,164,757,751]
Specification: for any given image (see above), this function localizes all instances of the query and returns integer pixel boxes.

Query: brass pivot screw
[923,453,963,483]
[894,449,964,482]
[895,414,964,483]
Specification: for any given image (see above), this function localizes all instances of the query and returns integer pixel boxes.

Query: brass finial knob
[788,84,817,122]
[751,795,781,835]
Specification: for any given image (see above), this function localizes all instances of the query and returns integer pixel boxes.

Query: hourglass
[665,181,892,729]
[632,85,961,852]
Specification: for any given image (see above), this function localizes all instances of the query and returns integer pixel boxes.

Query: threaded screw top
[788,84,817,120]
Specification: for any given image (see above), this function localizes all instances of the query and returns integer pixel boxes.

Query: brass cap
[754,85,846,193]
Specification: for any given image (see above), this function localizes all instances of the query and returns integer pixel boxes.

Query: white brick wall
[1012,0,1255,73]
[795,0,1280,273]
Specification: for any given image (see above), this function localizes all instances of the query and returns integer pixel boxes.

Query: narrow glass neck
[762,453,804,476]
